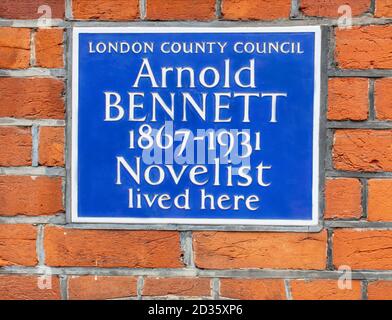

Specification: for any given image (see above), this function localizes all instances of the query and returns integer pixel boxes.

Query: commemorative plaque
[71,27,321,226]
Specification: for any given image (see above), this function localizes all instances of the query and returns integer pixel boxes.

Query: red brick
[220,279,286,300]
[335,26,392,69]
[35,28,64,68]
[0,28,30,69]
[327,78,369,121]
[72,0,139,20]
[0,176,63,216]
[376,0,392,17]
[301,0,370,17]
[0,0,64,19]
[44,227,183,268]
[291,280,361,300]
[368,179,392,221]
[0,78,64,119]
[0,127,32,166]
[0,275,60,300]
[334,229,392,270]
[39,127,64,167]
[143,278,211,297]
[325,178,362,219]
[368,281,392,299]
[68,276,137,300]
[222,0,291,20]
[193,231,327,270]
[0,225,37,267]
[147,0,215,20]
[333,130,392,172]
[375,78,392,120]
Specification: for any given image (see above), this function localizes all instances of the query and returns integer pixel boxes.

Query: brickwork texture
[0,0,392,300]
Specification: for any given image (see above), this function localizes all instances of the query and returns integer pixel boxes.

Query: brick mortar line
[326,170,392,178]
[139,0,146,20]
[62,178,67,218]
[3,267,392,280]
[0,119,65,127]
[65,0,72,20]
[0,166,65,176]
[60,275,68,300]
[30,28,36,67]
[180,231,195,267]
[290,0,300,19]
[137,276,144,300]
[369,79,376,120]
[0,68,66,77]
[61,17,392,27]
[37,223,321,232]
[329,69,392,78]
[1,17,392,28]
[211,278,219,299]
[31,125,39,167]
[0,215,65,224]
[361,280,368,300]
[0,213,392,230]
[36,225,45,265]
[329,27,337,70]
[325,221,392,229]
[3,218,392,230]
[215,0,222,19]
[361,178,368,220]
[326,229,334,270]
[0,19,65,27]
[325,129,334,171]
[284,279,293,300]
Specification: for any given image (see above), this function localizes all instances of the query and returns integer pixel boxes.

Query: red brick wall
[0,0,392,300]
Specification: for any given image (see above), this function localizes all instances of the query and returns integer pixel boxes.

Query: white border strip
[71,26,322,226]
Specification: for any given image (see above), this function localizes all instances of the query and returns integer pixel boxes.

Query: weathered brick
[0,0,64,19]
[301,0,370,17]
[0,225,37,267]
[147,0,215,20]
[68,276,137,300]
[35,28,64,68]
[220,279,286,300]
[0,275,60,300]
[375,78,392,120]
[72,0,139,20]
[334,229,392,270]
[327,78,369,121]
[0,78,64,119]
[44,227,183,268]
[368,281,392,299]
[143,277,211,297]
[325,178,362,219]
[0,127,32,166]
[376,0,392,17]
[222,0,291,20]
[39,127,64,167]
[368,179,392,221]
[0,28,30,69]
[291,280,362,300]
[335,26,392,69]
[333,130,392,172]
[0,176,63,216]
[193,231,327,269]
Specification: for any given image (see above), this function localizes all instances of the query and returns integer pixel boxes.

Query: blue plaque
[71,27,322,226]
